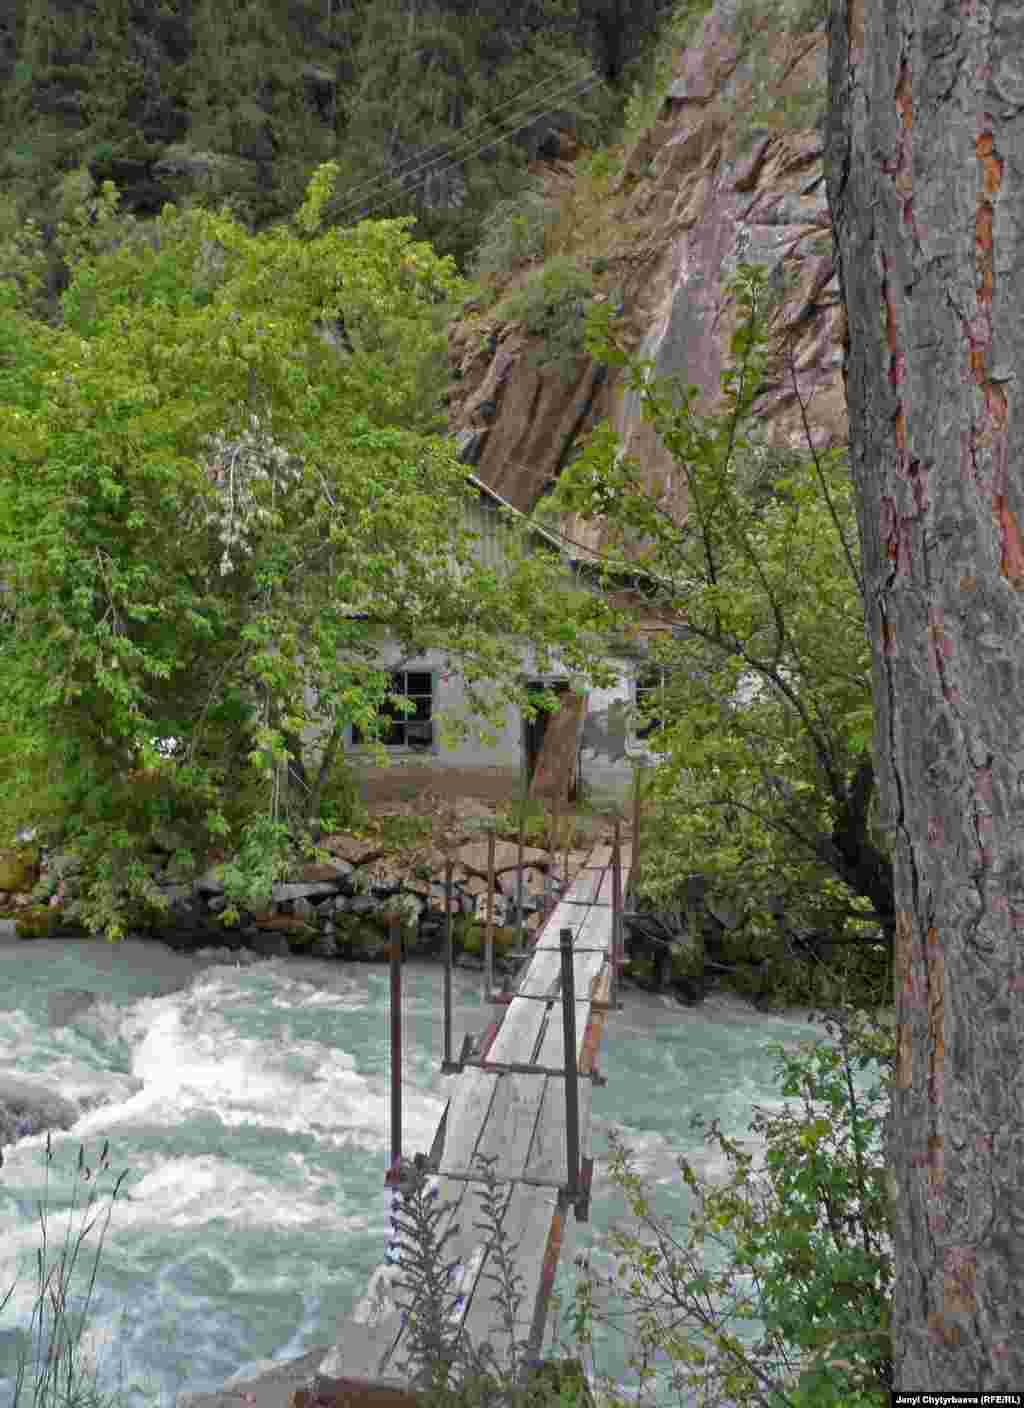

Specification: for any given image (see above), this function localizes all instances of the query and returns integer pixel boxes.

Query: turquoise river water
[0,934,891,1408]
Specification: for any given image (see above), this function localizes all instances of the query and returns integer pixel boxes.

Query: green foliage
[314,758,370,835]
[215,816,296,927]
[0,196,49,314]
[560,1005,893,1407]
[468,186,560,283]
[388,1152,597,1408]
[1,1133,133,1408]
[616,0,715,148]
[494,794,549,844]
[0,163,631,939]
[326,1,622,271]
[496,257,598,383]
[374,813,436,848]
[719,0,829,158]
[535,264,891,1009]
[0,0,675,306]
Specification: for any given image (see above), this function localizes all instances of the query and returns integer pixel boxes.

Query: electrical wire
[326,51,600,219]
[320,59,610,228]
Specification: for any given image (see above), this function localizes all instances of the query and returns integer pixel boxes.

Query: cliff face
[445,1,846,559]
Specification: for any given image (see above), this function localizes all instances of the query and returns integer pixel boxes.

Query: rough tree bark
[825,0,1024,1387]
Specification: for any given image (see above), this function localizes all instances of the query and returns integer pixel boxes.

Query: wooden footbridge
[314,821,632,1395]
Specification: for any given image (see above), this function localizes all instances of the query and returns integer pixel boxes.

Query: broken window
[351,670,434,749]
[634,665,667,743]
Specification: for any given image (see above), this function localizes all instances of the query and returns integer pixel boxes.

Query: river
[0,934,891,1408]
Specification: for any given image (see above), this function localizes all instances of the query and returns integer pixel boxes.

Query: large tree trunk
[826,0,1024,1387]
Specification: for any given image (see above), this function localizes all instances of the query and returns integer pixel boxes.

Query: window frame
[630,663,669,756]
[348,667,437,753]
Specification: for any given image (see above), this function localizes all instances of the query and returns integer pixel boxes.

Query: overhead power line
[321,58,608,228]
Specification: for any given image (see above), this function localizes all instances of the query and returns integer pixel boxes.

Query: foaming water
[0,939,889,1408]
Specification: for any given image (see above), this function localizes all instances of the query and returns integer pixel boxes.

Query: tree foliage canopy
[0,163,629,938]
[536,263,893,1006]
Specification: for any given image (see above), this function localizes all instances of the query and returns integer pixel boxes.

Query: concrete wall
[301,639,662,807]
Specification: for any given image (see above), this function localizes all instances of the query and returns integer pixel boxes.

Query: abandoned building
[310,467,683,810]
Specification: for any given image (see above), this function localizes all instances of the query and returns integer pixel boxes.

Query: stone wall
[0,825,576,968]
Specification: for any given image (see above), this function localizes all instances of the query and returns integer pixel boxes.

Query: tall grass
[0,1131,157,1408]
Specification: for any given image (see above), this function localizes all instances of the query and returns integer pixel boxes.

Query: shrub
[558,1003,893,1407]
[387,1152,609,1408]
[468,187,558,283]
[495,257,596,384]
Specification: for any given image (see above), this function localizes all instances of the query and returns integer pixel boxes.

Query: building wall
[300,640,661,806]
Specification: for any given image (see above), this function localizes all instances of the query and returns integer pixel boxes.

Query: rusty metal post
[484,828,496,1001]
[611,816,622,1012]
[563,800,570,894]
[389,914,402,1183]
[443,858,453,1070]
[631,761,643,895]
[559,926,580,1207]
[549,793,560,923]
[516,793,526,954]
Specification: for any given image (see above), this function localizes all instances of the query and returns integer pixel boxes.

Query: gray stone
[428,881,460,908]
[47,988,99,1030]
[271,882,342,902]
[195,867,227,894]
[245,931,291,958]
[343,896,378,916]
[0,1076,81,1156]
[310,933,339,959]
[160,884,194,906]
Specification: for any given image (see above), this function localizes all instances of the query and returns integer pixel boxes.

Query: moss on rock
[15,906,58,939]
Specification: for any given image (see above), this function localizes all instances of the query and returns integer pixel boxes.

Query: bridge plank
[437,1069,499,1173]
[334,841,628,1388]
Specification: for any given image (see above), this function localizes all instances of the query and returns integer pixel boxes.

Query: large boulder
[0,1076,82,1165]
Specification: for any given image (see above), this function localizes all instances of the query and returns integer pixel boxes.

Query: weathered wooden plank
[350,841,628,1386]
[453,1029,600,1364]
[436,1067,499,1176]
[446,1062,547,1182]
[456,1173,562,1369]
[514,854,610,998]
[481,970,557,1062]
[521,1063,570,1188]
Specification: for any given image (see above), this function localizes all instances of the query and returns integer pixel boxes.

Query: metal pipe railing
[559,926,580,1210]
[484,829,496,1001]
[420,785,640,1170]
[388,914,402,1185]
[443,858,453,1070]
[632,761,643,895]
[516,793,526,958]
[611,815,622,1012]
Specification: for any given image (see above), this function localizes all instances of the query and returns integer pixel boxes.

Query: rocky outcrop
[445,2,845,563]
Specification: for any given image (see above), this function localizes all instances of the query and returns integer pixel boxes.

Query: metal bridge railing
[384,767,647,1221]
